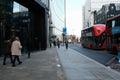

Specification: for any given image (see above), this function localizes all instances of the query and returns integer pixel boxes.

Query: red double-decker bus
[81,24,106,49]
[106,14,120,54]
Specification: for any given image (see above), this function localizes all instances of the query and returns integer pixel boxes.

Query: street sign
[63,27,67,33]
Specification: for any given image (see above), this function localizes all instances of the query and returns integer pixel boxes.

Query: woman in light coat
[11,37,22,67]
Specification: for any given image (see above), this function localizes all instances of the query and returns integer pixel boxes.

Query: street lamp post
[64,0,66,29]
[62,0,67,45]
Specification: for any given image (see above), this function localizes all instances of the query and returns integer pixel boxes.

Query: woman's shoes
[12,62,22,67]
[12,64,16,67]
[19,62,22,64]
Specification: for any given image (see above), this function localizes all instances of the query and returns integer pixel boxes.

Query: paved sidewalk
[57,46,120,80]
[0,48,66,80]
[0,46,120,80]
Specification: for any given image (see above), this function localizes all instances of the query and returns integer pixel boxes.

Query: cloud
[66,9,83,37]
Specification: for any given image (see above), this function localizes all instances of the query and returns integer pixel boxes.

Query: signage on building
[112,27,120,34]
[62,27,67,33]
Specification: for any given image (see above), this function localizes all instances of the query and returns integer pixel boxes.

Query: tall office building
[83,0,120,29]
[19,0,49,12]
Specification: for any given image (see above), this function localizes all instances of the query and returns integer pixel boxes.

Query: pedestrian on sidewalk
[3,39,13,65]
[11,37,22,67]
[53,40,56,47]
[57,38,60,48]
[65,40,68,49]
[49,39,52,48]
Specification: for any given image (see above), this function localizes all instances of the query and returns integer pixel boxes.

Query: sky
[13,2,19,12]
[66,0,85,37]
[51,0,86,37]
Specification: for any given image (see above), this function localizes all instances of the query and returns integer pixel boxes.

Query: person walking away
[57,39,60,48]
[3,40,13,65]
[49,39,52,48]
[11,37,22,67]
[53,40,56,47]
[65,40,68,49]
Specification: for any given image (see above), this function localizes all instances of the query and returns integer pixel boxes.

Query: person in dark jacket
[53,40,56,47]
[3,40,13,65]
[65,40,68,49]
[57,38,60,48]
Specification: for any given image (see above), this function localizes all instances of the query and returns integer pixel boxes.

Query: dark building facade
[0,0,50,56]
[14,0,50,51]
[94,3,120,24]
[13,11,46,51]
[0,0,13,55]
[13,11,30,51]
[0,0,13,41]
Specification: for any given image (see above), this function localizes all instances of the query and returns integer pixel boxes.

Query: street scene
[0,0,120,80]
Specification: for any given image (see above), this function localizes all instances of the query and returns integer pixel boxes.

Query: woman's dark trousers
[12,55,22,66]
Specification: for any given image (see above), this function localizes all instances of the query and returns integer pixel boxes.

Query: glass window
[112,20,115,28]
[107,20,112,28]
[115,17,120,27]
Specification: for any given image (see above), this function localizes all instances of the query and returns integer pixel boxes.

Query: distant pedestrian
[57,38,60,48]
[49,40,52,48]
[53,40,56,47]
[3,40,13,65]
[65,40,68,49]
[11,37,22,67]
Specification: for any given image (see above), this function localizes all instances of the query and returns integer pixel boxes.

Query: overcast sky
[66,0,85,37]
[51,0,86,37]
[13,2,19,12]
